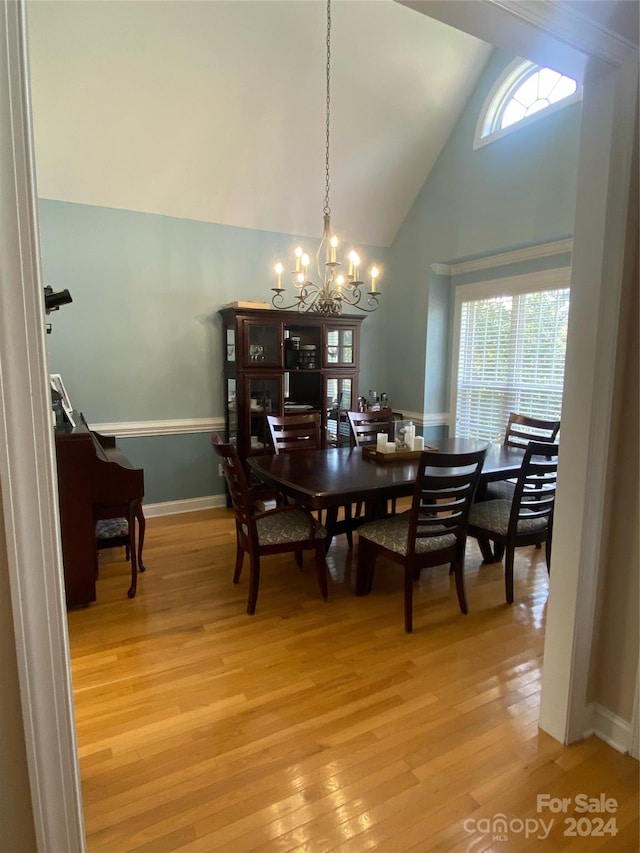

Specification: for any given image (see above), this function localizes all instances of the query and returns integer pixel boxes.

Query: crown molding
[431,237,573,277]
[489,1,638,68]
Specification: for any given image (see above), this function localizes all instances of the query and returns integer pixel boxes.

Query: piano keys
[54,411,145,607]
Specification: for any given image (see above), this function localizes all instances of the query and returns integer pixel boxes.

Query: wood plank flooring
[67,507,639,852]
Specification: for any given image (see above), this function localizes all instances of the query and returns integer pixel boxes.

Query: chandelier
[271,0,381,315]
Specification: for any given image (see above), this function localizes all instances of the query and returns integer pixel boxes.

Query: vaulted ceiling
[26,0,492,248]
[26,1,636,249]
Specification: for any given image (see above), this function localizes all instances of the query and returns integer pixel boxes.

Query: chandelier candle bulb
[274,262,283,289]
[371,266,380,292]
[330,236,338,262]
[295,247,303,272]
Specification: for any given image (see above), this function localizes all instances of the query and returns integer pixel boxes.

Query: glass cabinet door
[247,375,282,452]
[227,378,237,444]
[324,325,356,367]
[245,320,282,367]
[325,375,354,447]
[226,327,236,362]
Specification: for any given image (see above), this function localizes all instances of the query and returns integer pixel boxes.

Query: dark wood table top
[248,439,525,510]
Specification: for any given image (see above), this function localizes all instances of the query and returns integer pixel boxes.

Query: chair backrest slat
[504,412,561,448]
[346,409,395,447]
[267,413,321,454]
[409,448,488,552]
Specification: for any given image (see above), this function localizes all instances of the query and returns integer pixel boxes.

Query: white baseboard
[584,702,634,754]
[144,494,227,518]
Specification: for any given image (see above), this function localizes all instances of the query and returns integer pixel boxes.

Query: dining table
[248,438,526,556]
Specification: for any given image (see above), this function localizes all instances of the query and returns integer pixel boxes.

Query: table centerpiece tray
[362,445,438,464]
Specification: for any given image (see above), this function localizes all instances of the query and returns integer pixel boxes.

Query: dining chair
[266,413,322,454]
[485,412,561,501]
[347,408,398,522]
[468,441,559,604]
[356,447,487,633]
[211,433,328,615]
[346,408,395,448]
[267,412,356,549]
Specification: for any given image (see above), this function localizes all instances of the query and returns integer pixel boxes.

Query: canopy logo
[463,814,554,842]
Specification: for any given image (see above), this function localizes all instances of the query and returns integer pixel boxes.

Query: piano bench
[96,517,130,555]
[95,515,146,600]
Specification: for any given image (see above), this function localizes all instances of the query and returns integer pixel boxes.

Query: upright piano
[54,412,145,607]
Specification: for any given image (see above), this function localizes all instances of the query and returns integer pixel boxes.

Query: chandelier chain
[323,0,331,217]
[269,0,381,314]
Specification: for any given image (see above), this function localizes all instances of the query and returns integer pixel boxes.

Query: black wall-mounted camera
[44,285,73,314]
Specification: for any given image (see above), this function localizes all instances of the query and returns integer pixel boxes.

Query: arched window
[474,58,581,149]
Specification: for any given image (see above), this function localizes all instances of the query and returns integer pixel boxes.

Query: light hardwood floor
[67,507,639,852]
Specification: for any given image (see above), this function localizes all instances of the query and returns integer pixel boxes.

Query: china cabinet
[219,306,364,459]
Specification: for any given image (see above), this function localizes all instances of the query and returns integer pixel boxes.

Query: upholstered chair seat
[254,509,327,546]
[357,514,455,556]
[469,499,549,536]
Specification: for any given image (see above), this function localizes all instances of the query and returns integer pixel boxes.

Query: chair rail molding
[89,416,225,439]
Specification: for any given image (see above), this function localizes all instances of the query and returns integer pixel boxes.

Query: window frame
[474,58,582,151]
[450,267,572,440]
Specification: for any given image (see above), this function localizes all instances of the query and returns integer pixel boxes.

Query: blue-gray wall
[40,201,389,503]
[386,49,581,432]
[39,49,580,504]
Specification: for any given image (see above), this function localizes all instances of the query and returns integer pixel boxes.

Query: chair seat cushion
[357,513,456,556]
[469,499,548,536]
[256,509,327,546]
[96,518,129,540]
[484,479,516,501]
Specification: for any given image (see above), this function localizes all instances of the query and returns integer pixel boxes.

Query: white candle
[376,432,387,451]
[413,436,424,451]
[403,423,415,448]
[371,266,380,292]
[349,251,360,279]
[274,261,283,289]
[384,442,396,453]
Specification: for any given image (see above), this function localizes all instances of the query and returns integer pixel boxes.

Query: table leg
[324,506,339,551]
[478,536,496,563]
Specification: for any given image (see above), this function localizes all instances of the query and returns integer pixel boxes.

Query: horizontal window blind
[456,288,570,442]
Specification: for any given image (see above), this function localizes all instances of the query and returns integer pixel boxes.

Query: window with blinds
[455,287,570,441]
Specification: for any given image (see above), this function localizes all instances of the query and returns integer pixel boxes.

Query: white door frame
[0,1,84,849]
[1,1,636,849]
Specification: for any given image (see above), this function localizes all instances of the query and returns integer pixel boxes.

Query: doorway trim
[0,1,84,849]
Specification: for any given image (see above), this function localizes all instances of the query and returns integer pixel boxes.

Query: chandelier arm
[271,290,304,312]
